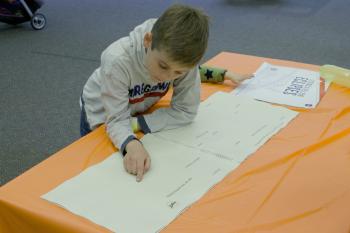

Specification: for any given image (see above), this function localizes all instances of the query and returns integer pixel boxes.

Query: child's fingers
[123,156,127,171]
[130,159,137,175]
[136,159,145,182]
[124,156,136,175]
[244,74,254,79]
[124,156,132,174]
[226,71,253,84]
[144,156,151,172]
[236,74,253,82]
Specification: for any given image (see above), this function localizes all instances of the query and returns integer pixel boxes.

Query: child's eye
[159,64,168,70]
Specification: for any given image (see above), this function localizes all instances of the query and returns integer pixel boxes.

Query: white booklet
[42,92,298,233]
[231,62,322,108]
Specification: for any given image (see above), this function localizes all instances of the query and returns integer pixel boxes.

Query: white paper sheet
[153,92,298,162]
[43,135,238,233]
[231,62,321,108]
[42,92,298,233]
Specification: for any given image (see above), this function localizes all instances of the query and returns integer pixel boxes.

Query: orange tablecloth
[1,52,350,233]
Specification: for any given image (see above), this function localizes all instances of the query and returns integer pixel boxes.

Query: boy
[80,4,249,182]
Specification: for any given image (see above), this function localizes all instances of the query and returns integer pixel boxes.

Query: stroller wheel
[30,13,46,30]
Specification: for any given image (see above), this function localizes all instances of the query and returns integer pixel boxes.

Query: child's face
[144,33,192,82]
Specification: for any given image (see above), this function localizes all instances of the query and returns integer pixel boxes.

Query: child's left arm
[199,65,253,84]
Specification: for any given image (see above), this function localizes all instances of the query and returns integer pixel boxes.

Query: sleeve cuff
[199,65,226,83]
[137,115,151,134]
[120,135,139,156]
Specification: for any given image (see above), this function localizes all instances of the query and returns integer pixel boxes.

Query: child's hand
[124,140,151,182]
[225,71,254,84]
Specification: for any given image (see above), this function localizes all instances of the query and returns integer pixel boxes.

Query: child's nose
[160,71,172,81]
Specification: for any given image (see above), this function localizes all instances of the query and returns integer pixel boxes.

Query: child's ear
[143,32,153,49]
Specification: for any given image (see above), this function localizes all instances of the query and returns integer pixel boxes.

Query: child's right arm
[99,55,151,181]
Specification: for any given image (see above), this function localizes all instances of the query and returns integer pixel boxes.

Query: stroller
[0,0,46,30]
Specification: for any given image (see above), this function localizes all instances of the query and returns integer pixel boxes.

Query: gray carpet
[1,0,349,185]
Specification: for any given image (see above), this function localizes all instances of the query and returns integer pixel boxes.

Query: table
[1,52,350,233]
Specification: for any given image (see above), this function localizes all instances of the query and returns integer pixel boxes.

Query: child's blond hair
[151,4,209,67]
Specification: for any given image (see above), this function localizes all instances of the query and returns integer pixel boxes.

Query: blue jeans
[80,96,92,137]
